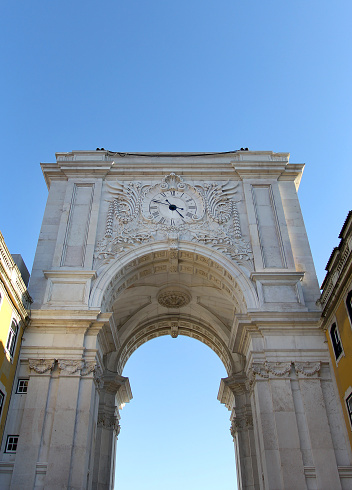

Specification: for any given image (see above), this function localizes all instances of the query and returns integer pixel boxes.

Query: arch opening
[92,245,254,489]
[115,335,238,490]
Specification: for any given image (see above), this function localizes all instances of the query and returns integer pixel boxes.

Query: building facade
[320,211,352,451]
[0,232,31,446]
[0,150,351,489]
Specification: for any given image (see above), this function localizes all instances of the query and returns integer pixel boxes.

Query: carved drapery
[28,358,102,379]
[28,358,55,374]
[246,361,322,392]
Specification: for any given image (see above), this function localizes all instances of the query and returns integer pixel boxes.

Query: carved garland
[28,359,102,378]
[246,361,322,392]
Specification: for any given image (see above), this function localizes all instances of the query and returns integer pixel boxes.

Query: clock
[142,185,205,226]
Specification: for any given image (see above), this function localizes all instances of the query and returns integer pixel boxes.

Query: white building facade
[0,150,351,489]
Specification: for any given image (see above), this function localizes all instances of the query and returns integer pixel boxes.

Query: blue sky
[1,1,351,488]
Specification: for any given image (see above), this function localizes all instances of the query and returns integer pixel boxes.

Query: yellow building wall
[326,287,352,451]
[0,288,23,443]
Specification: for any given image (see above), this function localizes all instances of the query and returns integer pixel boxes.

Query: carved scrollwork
[247,361,292,391]
[58,359,84,375]
[81,360,97,377]
[230,414,253,438]
[202,181,238,224]
[160,173,186,191]
[106,181,141,225]
[295,362,321,377]
[94,175,253,271]
[93,365,104,391]
[251,363,269,378]
[28,358,55,374]
[157,287,191,308]
[97,414,121,437]
[171,324,179,338]
[266,362,292,377]
[230,418,239,438]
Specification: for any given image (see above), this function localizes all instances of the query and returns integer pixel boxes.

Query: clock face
[142,188,204,226]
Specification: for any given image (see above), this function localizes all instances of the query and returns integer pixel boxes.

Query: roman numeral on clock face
[186,212,193,218]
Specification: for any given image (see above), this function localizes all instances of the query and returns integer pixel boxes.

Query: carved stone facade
[95,173,254,271]
[0,150,351,490]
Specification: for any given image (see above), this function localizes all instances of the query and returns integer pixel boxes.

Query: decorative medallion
[157,287,191,308]
[141,173,205,226]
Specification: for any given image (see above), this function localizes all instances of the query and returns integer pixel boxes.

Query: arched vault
[89,241,259,375]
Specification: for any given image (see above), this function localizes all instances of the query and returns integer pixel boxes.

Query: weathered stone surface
[1,151,351,490]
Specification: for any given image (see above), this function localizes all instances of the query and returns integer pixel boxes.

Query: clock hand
[151,199,169,206]
[176,209,184,219]
[165,199,184,211]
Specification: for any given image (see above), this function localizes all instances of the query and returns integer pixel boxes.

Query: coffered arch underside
[90,243,258,378]
[90,241,259,314]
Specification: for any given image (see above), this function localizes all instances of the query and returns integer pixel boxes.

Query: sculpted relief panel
[94,173,253,271]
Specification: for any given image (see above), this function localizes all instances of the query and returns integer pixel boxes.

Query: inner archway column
[218,375,260,490]
[92,372,132,490]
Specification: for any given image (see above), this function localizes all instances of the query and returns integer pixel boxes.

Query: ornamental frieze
[246,361,322,392]
[94,174,253,271]
[28,358,55,374]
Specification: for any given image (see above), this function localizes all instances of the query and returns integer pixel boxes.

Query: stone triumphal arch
[1,150,351,489]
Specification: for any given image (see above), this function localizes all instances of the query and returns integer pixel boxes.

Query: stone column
[248,362,307,490]
[92,372,132,489]
[294,362,342,489]
[9,359,55,489]
[218,375,260,490]
[245,360,352,490]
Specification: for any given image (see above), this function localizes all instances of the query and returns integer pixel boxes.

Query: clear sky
[1,1,351,488]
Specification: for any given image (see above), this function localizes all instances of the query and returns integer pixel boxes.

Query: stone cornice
[250,271,305,282]
[43,270,97,280]
[28,309,111,332]
[243,311,321,326]
[40,150,303,187]
[233,311,322,355]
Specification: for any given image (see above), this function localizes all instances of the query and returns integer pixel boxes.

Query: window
[0,390,4,416]
[346,290,352,324]
[6,319,18,357]
[330,322,343,360]
[16,379,28,394]
[347,392,352,429]
[5,436,19,453]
